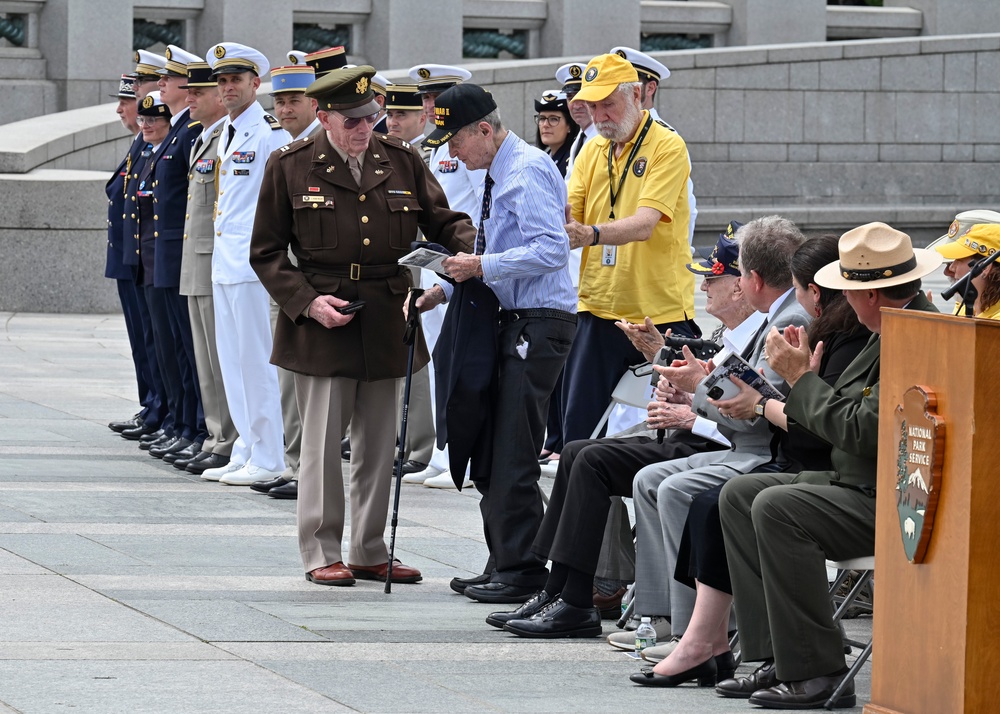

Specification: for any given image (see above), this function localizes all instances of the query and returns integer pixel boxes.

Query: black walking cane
[385,287,424,593]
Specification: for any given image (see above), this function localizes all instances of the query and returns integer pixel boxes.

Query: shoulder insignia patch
[187,120,202,129]
[655,118,676,132]
[263,114,282,130]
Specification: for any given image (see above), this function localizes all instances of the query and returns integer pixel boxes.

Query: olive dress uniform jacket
[249,130,476,381]
[179,121,224,297]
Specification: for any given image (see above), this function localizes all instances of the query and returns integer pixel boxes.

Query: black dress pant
[116,277,163,427]
[532,430,724,576]
[674,483,731,594]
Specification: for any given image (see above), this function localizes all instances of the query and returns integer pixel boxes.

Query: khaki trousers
[295,374,396,573]
[270,299,301,479]
[188,294,235,456]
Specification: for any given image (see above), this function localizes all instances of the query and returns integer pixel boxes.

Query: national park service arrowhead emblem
[894,385,945,564]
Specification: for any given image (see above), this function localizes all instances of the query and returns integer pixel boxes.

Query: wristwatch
[591,225,601,246]
[753,397,770,417]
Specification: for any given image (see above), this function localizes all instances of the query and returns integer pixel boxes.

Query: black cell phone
[336,300,366,315]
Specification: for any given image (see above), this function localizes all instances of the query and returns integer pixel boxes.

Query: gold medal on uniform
[602,245,617,266]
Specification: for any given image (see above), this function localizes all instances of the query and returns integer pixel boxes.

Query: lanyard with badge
[603,113,654,266]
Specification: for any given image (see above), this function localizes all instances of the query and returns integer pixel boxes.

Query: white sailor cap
[407,63,473,94]
[134,50,167,79]
[610,46,670,81]
[287,50,307,65]
[160,45,203,77]
[555,62,586,93]
[205,42,270,78]
[371,72,390,96]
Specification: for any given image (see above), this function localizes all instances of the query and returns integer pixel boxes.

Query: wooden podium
[866,310,1000,714]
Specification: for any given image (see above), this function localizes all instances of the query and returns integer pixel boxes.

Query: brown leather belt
[299,261,402,280]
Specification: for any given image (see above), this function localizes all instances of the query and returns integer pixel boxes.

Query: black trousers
[477,316,575,587]
[134,278,172,435]
[561,312,698,443]
[145,285,203,442]
[532,430,724,576]
[674,483,731,594]
[116,278,163,427]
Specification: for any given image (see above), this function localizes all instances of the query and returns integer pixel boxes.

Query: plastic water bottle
[635,616,657,653]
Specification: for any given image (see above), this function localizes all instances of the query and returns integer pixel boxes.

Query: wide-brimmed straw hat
[814,222,942,290]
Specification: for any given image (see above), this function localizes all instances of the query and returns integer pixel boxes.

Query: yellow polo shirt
[978,301,1000,320]
[568,111,694,324]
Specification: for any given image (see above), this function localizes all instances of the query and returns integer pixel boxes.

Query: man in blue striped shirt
[419,83,577,604]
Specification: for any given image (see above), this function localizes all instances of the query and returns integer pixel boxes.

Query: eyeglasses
[136,116,166,126]
[335,112,379,130]
[534,114,564,126]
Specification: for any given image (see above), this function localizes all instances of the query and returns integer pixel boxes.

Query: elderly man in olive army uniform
[250,66,476,587]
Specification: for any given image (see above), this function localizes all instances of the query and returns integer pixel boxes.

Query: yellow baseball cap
[571,53,639,103]
[934,223,1000,260]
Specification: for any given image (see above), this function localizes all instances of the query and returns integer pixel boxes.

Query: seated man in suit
[717,222,940,709]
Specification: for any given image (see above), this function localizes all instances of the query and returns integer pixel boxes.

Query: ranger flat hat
[137,91,171,118]
[305,46,348,77]
[572,53,639,103]
[610,46,670,81]
[179,61,217,89]
[407,63,472,94]
[423,83,496,148]
[206,42,269,77]
[269,65,316,94]
[110,74,137,99]
[385,84,422,111]
[306,65,381,118]
[160,45,202,77]
[134,50,166,80]
[815,222,942,290]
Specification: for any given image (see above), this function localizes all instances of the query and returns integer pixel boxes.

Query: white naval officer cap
[287,50,307,65]
[206,42,270,78]
[407,63,473,94]
[160,45,203,77]
[134,49,167,79]
[555,62,586,93]
[371,72,390,96]
[609,46,670,81]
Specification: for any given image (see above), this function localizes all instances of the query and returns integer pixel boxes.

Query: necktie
[348,155,362,185]
[475,173,494,255]
[570,131,586,161]
[225,124,236,151]
[192,136,203,158]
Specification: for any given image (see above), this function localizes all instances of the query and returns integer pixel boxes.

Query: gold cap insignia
[615,49,627,59]
[948,220,960,238]
[214,45,226,59]
[569,65,582,78]
[418,68,431,80]
[142,95,154,109]
[165,48,173,59]
[356,76,369,94]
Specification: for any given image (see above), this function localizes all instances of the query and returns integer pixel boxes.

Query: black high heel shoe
[715,651,737,681]
[629,656,718,688]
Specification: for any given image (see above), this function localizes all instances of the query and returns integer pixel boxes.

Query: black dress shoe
[503,597,602,639]
[163,441,200,464]
[464,581,538,604]
[486,591,553,629]
[150,436,190,459]
[186,453,229,474]
[268,480,298,499]
[251,475,287,494]
[449,572,493,595]
[715,651,737,682]
[139,431,170,451]
[394,460,427,476]
[109,416,141,433]
[123,423,159,441]
[749,673,855,709]
[173,448,207,469]
[341,437,350,460]
[716,659,780,699]
[630,657,718,687]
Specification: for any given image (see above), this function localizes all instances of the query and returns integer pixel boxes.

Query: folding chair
[588,363,656,439]
[825,556,875,710]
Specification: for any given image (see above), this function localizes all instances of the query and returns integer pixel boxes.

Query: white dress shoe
[424,471,473,489]
[221,464,285,486]
[201,461,244,482]
[401,464,445,484]
[607,616,671,651]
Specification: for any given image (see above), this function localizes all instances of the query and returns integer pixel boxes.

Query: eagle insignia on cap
[142,95,154,109]
[615,49,627,59]
[585,67,598,82]
[356,76,369,94]
[948,220,960,238]
[569,65,582,78]
[418,67,431,79]
[214,45,226,59]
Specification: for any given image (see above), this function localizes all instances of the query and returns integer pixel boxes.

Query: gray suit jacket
[690,289,812,469]
[179,123,223,297]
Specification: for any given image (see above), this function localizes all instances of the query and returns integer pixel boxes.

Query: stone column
[38,0,133,110]
[886,0,1000,36]
[722,0,826,46]
[192,0,292,75]
[363,0,463,71]
[541,0,640,59]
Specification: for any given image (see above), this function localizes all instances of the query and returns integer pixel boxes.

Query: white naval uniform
[648,107,698,247]
[212,100,291,473]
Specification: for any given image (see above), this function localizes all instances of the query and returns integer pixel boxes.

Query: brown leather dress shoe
[348,560,422,583]
[593,586,627,619]
[305,562,356,587]
[716,659,780,699]
[749,674,855,709]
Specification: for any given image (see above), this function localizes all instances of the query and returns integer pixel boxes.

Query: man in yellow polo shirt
[561,53,698,444]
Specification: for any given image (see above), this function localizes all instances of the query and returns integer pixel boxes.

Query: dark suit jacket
[105,135,145,280]
[123,136,150,269]
[144,110,200,288]
[784,292,937,488]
